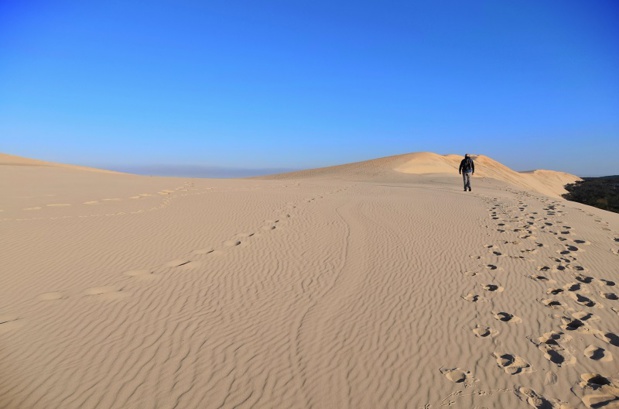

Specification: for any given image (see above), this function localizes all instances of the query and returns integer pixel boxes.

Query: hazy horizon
[83,154,615,179]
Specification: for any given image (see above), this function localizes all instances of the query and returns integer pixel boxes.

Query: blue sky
[1,1,618,177]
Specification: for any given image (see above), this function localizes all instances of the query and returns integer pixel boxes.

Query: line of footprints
[32,186,350,303]
[2,182,324,223]
[0,182,199,223]
[445,195,619,408]
[23,182,194,210]
[10,181,310,214]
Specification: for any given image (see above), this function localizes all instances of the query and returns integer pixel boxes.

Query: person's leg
[462,173,467,191]
[464,173,471,191]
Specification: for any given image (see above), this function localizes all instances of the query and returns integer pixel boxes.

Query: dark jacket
[459,157,474,174]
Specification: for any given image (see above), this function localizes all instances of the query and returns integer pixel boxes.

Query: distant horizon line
[2,151,614,179]
[101,164,301,178]
[97,163,614,179]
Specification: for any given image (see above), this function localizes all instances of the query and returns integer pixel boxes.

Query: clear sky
[1,1,618,177]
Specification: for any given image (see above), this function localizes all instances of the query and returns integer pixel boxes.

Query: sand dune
[266,152,581,198]
[0,153,122,174]
[1,152,617,409]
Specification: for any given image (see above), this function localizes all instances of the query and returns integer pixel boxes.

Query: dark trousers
[463,172,472,191]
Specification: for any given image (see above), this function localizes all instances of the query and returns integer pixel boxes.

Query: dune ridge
[0,152,121,174]
[265,151,581,198]
[1,152,617,409]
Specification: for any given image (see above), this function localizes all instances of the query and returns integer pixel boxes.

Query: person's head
[465,153,470,158]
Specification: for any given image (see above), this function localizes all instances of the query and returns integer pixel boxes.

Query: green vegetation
[563,176,619,213]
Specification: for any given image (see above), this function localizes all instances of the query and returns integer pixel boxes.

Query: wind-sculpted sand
[1,152,618,408]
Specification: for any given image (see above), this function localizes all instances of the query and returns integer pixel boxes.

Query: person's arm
[458,161,462,174]
[471,160,475,174]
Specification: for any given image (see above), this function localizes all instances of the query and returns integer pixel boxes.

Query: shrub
[563,176,619,214]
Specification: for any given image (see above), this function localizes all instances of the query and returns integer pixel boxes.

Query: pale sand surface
[1,153,618,408]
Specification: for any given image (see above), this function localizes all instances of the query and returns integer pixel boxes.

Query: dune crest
[267,152,581,197]
[0,152,121,174]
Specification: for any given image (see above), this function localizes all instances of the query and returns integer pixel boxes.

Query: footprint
[224,240,242,247]
[0,315,19,324]
[164,259,192,268]
[565,283,581,292]
[493,352,532,375]
[529,275,554,283]
[584,345,613,362]
[547,288,564,296]
[37,292,67,301]
[0,315,21,333]
[493,311,521,323]
[178,261,201,269]
[473,325,498,338]
[595,332,619,347]
[570,293,596,307]
[439,367,474,384]
[462,293,482,303]
[533,332,575,366]
[123,269,154,278]
[192,248,214,255]
[579,374,619,409]
[601,292,618,300]
[561,317,587,332]
[487,264,498,270]
[541,299,563,309]
[84,287,126,300]
[515,387,567,409]
[545,371,558,386]
[600,279,616,287]
[484,284,504,292]
[576,275,595,284]
[573,311,597,322]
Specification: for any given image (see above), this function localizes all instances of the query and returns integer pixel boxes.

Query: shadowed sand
[1,152,618,409]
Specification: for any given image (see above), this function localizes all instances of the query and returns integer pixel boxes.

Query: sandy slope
[1,153,618,409]
[267,152,581,198]
[0,153,121,174]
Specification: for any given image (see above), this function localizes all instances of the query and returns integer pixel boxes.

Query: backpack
[462,157,473,172]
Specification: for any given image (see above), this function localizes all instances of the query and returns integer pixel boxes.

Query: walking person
[459,154,475,191]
